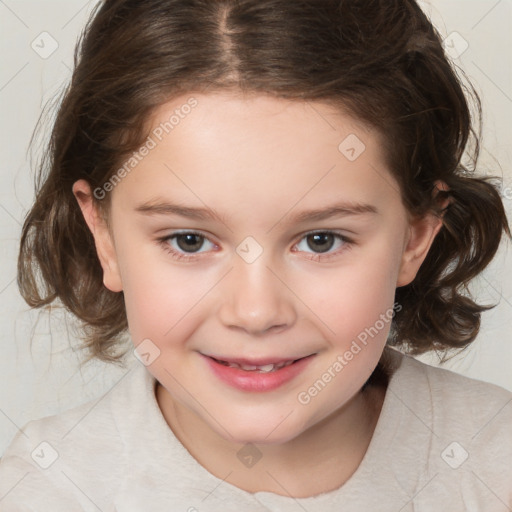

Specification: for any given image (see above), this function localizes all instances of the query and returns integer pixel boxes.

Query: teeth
[240,364,259,371]
[216,359,296,373]
[257,364,275,373]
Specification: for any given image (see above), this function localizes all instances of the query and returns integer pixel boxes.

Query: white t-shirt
[0,348,511,511]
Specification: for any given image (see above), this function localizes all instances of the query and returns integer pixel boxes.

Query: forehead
[111,91,401,222]
[147,90,371,152]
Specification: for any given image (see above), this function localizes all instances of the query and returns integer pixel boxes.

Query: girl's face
[75,91,440,445]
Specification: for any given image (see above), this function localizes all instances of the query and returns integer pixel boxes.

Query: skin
[73,91,443,498]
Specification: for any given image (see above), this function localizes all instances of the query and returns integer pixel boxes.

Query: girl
[1,0,511,510]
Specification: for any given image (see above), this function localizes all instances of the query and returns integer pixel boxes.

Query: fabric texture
[1,348,511,511]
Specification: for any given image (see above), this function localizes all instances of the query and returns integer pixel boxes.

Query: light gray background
[1,0,511,456]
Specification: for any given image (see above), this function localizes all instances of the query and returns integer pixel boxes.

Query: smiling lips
[208,356,310,373]
[202,353,315,392]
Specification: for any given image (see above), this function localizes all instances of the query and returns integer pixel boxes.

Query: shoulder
[388,348,512,439]
[396,350,512,424]
[0,363,147,510]
[383,348,512,508]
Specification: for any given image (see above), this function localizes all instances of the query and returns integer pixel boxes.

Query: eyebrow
[134,199,378,224]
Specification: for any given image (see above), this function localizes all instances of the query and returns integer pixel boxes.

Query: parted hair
[18,0,510,366]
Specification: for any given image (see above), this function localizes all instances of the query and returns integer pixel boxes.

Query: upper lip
[203,354,314,366]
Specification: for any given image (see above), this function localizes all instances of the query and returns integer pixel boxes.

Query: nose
[217,255,297,336]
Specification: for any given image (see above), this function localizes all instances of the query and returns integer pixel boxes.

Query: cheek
[298,246,401,344]
[293,252,401,420]
[117,241,214,345]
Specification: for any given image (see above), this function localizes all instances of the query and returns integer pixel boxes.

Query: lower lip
[202,354,315,392]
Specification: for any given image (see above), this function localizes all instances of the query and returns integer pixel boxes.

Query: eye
[157,231,216,261]
[157,229,353,262]
[293,231,352,261]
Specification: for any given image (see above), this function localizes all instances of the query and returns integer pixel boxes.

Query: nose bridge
[218,247,296,334]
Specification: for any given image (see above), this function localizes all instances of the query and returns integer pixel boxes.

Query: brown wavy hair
[18,0,510,367]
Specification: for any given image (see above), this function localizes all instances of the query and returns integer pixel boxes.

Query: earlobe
[72,180,123,292]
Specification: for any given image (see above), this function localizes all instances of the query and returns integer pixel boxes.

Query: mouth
[209,356,306,373]
[201,353,316,392]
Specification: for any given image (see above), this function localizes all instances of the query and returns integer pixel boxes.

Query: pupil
[308,233,333,253]
[177,234,203,252]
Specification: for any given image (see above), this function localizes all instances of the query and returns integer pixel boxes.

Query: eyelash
[156,230,354,262]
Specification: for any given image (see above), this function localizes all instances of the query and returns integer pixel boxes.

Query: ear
[396,181,450,287]
[72,180,123,292]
